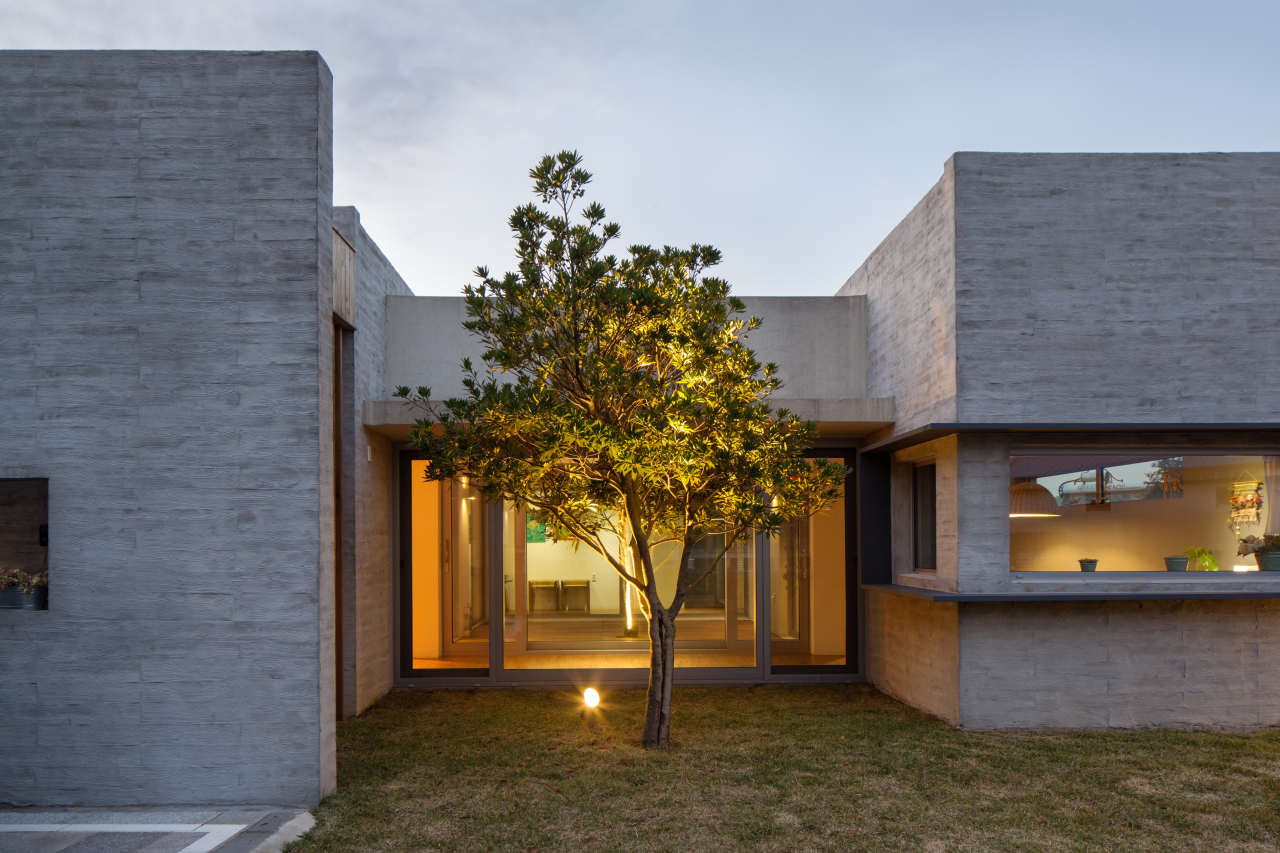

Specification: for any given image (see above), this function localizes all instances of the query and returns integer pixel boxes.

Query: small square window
[1,478,49,610]
[913,464,937,571]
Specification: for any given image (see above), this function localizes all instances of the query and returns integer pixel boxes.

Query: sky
[4,1,1278,296]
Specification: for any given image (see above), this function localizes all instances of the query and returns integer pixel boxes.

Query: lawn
[291,685,1280,853]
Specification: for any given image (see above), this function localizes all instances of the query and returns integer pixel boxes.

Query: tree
[396,151,845,747]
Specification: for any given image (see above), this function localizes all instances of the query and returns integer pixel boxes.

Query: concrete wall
[384,297,484,400]
[0,50,333,807]
[864,588,959,724]
[838,160,956,435]
[737,296,867,399]
[958,599,1280,728]
[334,207,413,716]
[952,152,1280,424]
[383,295,876,413]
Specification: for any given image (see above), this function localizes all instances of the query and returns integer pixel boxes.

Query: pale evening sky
[3,1,1277,296]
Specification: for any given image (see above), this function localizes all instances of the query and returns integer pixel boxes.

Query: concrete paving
[0,810,314,853]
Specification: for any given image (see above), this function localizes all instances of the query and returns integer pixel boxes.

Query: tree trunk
[641,599,676,748]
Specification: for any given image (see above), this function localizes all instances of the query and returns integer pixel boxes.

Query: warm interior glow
[1008,481,1061,518]
[583,688,600,707]
[1234,565,1257,572]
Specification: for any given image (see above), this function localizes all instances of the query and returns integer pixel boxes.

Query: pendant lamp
[1009,481,1061,517]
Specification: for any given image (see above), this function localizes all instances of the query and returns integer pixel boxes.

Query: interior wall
[865,588,959,724]
[809,490,846,655]
[410,468,441,659]
[958,599,1280,728]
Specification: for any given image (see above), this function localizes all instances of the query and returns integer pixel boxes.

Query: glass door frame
[494,514,770,686]
[394,446,862,686]
[766,447,860,678]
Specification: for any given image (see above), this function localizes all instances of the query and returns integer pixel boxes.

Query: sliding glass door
[501,503,756,669]
[399,449,857,680]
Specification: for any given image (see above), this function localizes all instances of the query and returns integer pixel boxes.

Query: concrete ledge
[864,582,1280,602]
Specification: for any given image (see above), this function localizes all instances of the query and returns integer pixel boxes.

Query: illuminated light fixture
[583,688,600,708]
[1009,482,1061,518]
[1234,565,1257,572]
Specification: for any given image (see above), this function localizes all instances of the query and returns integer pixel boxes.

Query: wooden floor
[410,651,844,669]
[408,613,842,671]
[524,612,745,643]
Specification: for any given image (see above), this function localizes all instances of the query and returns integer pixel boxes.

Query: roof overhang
[863,422,1280,455]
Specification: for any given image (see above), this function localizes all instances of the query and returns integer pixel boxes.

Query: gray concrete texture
[0,51,334,806]
[842,152,1280,431]
[952,153,1280,424]
[958,598,1280,729]
[333,207,413,717]
[382,294,881,423]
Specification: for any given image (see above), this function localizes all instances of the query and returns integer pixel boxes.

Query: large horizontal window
[1010,454,1280,573]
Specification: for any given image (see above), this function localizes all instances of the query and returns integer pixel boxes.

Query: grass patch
[292,685,1280,852]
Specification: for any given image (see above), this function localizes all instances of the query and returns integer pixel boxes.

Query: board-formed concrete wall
[952,152,1280,424]
[865,588,959,724]
[334,207,413,716]
[837,160,956,435]
[383,295,872,404]
[958,599,1280,728]
[0,50,334,807]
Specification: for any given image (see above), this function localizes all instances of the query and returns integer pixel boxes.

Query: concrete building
[2,50,1279,807]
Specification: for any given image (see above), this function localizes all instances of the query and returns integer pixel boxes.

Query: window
[913,463,937,571]
[1009,454,1280,573]
[0,478,49,610]
[503,501,756,669]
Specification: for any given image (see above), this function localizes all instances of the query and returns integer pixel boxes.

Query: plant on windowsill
[1239,535,1280,571]
[1078,558,1099,572]
[0,568,48,610]
[1183,547,1218,572]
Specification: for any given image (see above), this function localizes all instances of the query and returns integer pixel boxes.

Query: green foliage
[396,151,845,606]
[1183,547,1219,571]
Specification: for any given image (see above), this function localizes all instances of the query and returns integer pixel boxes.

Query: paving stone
[61,833,170,853]
[0,831,92,853]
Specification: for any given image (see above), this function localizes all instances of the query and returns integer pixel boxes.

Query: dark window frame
[912,462,937,571]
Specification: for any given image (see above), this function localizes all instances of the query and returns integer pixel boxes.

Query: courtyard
[293,686,1280,852]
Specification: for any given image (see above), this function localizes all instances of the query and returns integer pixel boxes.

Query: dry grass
[290,685,1280,853]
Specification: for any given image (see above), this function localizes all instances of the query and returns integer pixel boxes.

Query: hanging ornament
[1228,471,1264,535]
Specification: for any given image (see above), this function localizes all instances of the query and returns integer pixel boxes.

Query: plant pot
[1164,556,1190,572]
[1255,552,1280,572]
[1078,559,1098,572]
[0,585,48,610]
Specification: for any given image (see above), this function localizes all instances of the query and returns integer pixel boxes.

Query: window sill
[865,575,1280,602]
[893,572,955,593]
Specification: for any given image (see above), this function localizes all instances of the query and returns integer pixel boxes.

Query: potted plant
[1163,555,1190,571]
[0,568,48,610]
[1078,558,1099,572]
[1240,535,1280,571]
[1183,547,1218,572]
